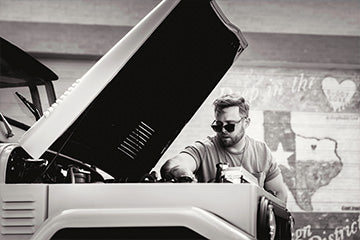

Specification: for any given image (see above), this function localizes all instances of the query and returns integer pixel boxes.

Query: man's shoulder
[181,135,218,160]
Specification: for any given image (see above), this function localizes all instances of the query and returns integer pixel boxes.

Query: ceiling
[0,0,359,36]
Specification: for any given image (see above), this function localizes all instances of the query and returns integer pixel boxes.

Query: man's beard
[218,130,244,147]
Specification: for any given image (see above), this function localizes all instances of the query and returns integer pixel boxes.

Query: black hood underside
[46,0,246,181]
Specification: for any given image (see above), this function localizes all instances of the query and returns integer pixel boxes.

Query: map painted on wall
[264,110,343,211]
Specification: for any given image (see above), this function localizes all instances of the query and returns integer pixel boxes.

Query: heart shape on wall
[321,77,356,112]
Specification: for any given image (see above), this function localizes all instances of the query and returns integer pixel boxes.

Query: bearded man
[160,94,287,203]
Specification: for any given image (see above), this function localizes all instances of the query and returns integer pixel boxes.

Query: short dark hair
[213,93,249,117]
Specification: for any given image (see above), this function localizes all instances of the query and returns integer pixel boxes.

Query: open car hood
[18,0,247,181]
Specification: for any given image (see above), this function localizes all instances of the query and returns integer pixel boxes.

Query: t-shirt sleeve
[264,144,281,182]
[180,141,207,171]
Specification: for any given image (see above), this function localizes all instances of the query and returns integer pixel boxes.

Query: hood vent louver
[117,121,155,160]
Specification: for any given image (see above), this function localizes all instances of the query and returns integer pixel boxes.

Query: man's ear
[244,117,251,129]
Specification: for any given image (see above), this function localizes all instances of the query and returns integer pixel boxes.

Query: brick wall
[1,0,359,237]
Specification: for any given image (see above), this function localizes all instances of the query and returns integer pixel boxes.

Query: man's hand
[160,155,197,182]
[168,165,197,182]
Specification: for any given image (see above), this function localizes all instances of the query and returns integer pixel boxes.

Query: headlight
[257,196,277,240]
[289,215,295,240]
[268,204,276,240]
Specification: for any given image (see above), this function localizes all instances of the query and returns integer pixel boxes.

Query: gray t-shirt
[181,135,281,185]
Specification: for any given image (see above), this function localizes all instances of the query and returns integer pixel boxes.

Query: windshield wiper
[0,112,14,138]
[15,92,41,120]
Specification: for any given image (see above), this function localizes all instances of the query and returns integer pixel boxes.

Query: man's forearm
[276,190,288,205]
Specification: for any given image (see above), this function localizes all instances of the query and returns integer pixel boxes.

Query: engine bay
[4,146,195,184]
[5,146,109,184]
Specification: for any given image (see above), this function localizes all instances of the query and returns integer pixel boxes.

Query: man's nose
[221,127,230,134]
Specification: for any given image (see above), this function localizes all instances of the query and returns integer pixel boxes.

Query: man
[160,94,288,203]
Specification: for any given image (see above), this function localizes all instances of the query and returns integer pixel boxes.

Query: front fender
[31,207,255,240]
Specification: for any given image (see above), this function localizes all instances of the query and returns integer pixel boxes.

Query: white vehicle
[0,0,293,239]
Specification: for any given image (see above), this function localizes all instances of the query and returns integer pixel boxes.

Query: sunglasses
[211,118,246,133]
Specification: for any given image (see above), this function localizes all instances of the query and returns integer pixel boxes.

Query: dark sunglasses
[211,118,246,133]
